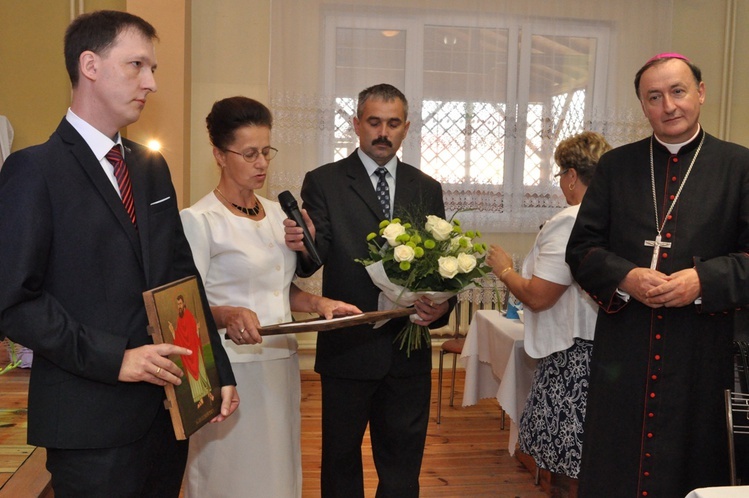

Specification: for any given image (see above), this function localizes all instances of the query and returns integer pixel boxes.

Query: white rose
[456,252,477,273]
[382,222,406,246]
[438,256,459,279]
[425,215,453,241]
[393,245,415,263]
[449,236,462,251]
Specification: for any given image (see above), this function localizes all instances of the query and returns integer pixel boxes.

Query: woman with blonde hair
[487,131,611,480]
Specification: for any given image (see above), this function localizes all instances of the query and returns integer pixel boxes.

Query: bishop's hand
[645,268,701,308]
[619,267,669,308]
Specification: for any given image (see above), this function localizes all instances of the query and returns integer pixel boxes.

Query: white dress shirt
[65,108,125,198]
[358,148,396,216]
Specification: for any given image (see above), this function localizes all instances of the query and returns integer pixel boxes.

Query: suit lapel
[122,141,151,277]
[393,159,416,217]
[57,121,144,269]
[346,151,389,220]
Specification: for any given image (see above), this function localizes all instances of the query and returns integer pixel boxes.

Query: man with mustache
[300,83,452,497]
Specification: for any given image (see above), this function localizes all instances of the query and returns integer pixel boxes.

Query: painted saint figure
[170,295,213,408]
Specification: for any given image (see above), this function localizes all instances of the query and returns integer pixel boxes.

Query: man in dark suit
[300,84,451,497]
[0,11,237,497]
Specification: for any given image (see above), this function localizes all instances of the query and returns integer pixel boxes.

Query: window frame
[320,9,611,229]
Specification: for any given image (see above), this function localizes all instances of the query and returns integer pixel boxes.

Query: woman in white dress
[180,96,360,497]
[487,131,610,480]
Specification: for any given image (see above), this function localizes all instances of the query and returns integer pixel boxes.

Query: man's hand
[646,268,702,307]
[619,267,669,308]
[314,298,362,320]
[210,385,240,423]
[118,343,190,386]
[412,297,450,326]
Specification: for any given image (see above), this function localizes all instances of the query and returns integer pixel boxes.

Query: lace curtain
[268,0,671,233]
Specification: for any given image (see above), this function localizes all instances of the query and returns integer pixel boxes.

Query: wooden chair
[437,298,468,424]
[436,276,505,424]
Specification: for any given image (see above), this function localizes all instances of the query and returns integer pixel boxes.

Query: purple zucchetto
[645,52,690,64]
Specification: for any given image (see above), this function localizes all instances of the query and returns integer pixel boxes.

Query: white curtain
[0,116,13,172]
[268,0,671,233]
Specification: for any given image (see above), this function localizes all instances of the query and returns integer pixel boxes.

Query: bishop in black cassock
[566,54,749,497]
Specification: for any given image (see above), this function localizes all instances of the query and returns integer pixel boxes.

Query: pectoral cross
[644,234,671,270]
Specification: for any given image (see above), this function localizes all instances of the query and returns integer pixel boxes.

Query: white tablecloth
[685,486,749,497]
[460,310,537,454]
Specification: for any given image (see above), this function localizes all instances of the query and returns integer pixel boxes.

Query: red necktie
[106,145,137,228]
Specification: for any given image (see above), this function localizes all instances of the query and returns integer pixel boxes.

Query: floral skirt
[518,338,593,478]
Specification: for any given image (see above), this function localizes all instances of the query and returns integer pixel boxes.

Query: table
[460,310,538,454]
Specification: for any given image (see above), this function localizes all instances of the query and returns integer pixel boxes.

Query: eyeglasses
[224,146,278,163]
[554,168,571,178]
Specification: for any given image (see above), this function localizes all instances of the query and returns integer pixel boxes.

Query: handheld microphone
[278,190,322,267]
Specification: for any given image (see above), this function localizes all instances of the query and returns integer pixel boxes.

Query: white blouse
[180,193,298,363]
[521,204,598,359]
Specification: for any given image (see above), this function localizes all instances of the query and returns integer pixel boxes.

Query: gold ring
[156,367,161,375]
[240,328,246,334]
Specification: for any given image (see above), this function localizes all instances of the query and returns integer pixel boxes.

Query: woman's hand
[220,306,263,345]
[487,244,514,276]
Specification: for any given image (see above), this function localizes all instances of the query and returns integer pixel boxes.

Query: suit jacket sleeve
[565,154,636,313]
[300,169,333,269]
[691,141,749,312]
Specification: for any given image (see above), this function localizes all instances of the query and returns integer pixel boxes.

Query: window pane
[423,25,509,102]
[335,28,406,96]
[524,34,597,187]
[422,26,509,185]
[334,97,356,161]
[421,100,505,185]
[469,102,505,185]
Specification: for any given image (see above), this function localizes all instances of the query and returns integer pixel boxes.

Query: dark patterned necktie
[106,145,137,228]
[375,167,390,219]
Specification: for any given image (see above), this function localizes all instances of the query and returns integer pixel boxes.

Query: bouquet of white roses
[357,214,490,356]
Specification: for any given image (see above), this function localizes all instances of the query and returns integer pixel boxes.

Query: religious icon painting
[143,276,222,440]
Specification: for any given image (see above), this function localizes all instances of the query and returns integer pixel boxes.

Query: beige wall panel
[189,0,271,206]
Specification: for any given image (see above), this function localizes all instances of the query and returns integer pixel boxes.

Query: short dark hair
[205,96,273,150]
[554,131,611,186]
[357,84,409,120]
[634,56,702,99]
[64,10,157,88]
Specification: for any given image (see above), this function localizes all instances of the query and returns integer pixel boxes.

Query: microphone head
[277,190,298,215]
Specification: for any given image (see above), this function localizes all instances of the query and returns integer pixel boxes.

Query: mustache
[372,136,393,147]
